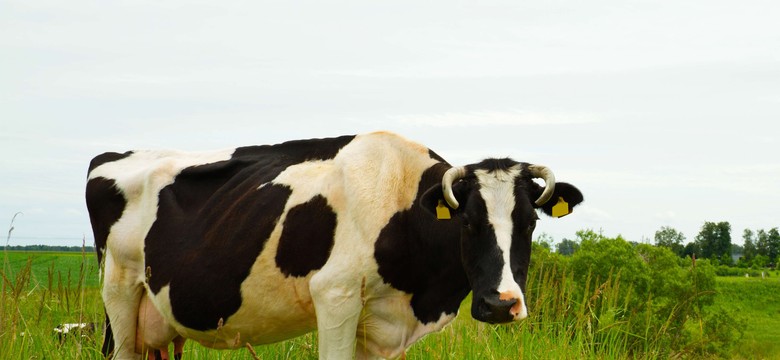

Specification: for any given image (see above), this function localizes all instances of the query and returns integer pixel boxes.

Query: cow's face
[422,159,583,324]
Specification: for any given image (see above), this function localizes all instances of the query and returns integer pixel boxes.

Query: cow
[86,131,583,359]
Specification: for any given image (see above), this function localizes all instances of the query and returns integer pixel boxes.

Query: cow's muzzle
[472,292,526,324]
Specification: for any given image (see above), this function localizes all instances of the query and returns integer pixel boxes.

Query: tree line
[541,222,780,270]
[3,245,96,252]
[654,222,780,269]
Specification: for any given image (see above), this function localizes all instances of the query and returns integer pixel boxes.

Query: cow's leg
[150,349,165,360]
[142,346,169,360]
[310,270,363,359]
[141,336,184,360]
[172,336,185,360]
[103,250,145,360]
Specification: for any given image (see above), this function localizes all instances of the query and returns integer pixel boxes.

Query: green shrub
[549,231,738,357]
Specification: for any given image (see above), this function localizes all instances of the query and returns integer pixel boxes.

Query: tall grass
[2,249,675,359]
[1,241,749,359]
[406,261,666,359]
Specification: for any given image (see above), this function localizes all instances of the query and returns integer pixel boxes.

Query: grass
[715,275,780,360]
[3,249,778,359]
[1,250,103,360]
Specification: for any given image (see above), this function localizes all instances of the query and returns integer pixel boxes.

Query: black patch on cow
[510,201,534,294]
[275,195,337,277]
[454,183,505,300]
[427,149,447,163]
[375,163,471,324]
[232,135,355,163]
[141,135,357,331]
[472,157,518,172]
[88,151,133,172]
[147,183,292,331]
[85,177,126,265]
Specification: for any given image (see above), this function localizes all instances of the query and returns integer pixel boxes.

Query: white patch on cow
[306,132,439,358]
[475,165,528,320]
[88,149,235,190]
[356,288,456,359]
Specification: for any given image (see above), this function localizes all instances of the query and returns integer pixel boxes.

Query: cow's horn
[529,164,556,206]
[442,166,468,209]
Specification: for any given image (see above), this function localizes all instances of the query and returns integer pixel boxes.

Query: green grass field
[716,275,780,360]
[3,250,779,359]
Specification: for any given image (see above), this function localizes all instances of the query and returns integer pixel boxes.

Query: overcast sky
[2,0,779,248]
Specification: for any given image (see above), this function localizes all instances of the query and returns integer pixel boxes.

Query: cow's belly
[153,264,318,348]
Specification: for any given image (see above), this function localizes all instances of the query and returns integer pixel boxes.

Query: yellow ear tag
[551,197,570,218]
[436,200,452,220]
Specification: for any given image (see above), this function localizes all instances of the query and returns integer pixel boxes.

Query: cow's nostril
[481,296,518,323]
[498,291,525,318]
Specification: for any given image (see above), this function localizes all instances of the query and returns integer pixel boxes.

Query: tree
[694,222,731,260]
[534,232,554,251]
[752,254,769,269]
[575,229,604,243]
[731,243,743,256]
[754,229,779,260]
[742,229,757,261]
[654,226,686,257]
[768,228,780,262]
[756,229,767,256]
[556,238,580,255]
[682,242,698,258]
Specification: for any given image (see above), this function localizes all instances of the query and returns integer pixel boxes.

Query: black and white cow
[86,131,583,359]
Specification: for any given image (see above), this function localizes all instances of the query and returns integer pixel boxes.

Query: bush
[539,231,738,357]
[715,265,770,278]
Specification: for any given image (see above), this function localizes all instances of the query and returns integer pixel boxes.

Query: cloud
[576,205,612,223]
[64,208,84,217]
[654,210,678,222]
[387,110,600,127]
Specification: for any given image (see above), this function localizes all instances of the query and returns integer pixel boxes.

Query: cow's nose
[479,295,518,324]
[499,291,526,319]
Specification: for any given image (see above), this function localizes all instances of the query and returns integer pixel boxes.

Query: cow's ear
[532,182,584,218]
[420,182,468,219]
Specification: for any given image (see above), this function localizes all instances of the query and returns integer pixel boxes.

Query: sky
[2,0,779,248]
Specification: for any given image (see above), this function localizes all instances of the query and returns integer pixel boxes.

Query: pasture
[2,250,779,359]
[716,275,780,360]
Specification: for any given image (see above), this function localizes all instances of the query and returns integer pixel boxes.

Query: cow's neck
[374,163,471,324]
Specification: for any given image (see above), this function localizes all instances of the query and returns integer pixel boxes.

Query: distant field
[716,275,780,360]
[2,250,100,289]
[3,251,780,359]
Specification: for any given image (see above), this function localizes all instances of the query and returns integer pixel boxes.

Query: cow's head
[421,159,583,324]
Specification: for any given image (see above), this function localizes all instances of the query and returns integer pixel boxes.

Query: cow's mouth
[472,294,520,324]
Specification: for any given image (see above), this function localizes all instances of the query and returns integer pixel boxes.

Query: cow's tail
[101,311,115,358]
